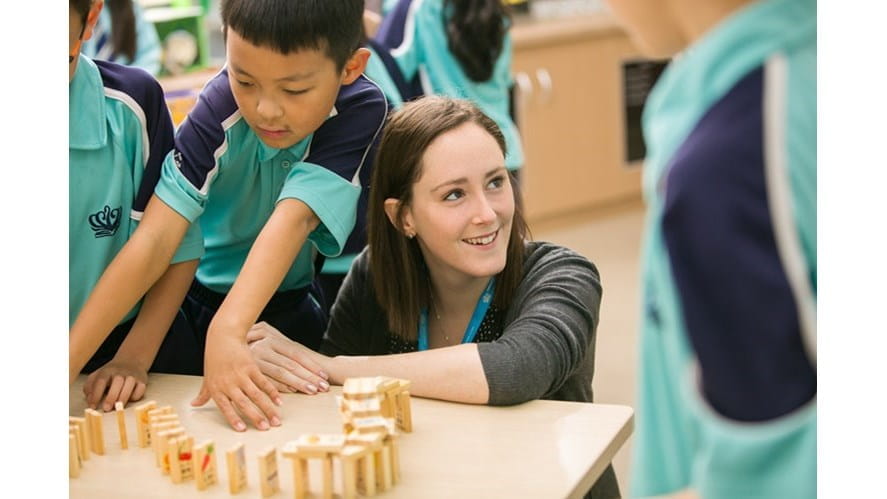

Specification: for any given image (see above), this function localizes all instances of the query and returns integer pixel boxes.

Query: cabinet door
[514,33,643,223]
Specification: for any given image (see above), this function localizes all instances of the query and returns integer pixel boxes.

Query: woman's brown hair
[368,96,529,341]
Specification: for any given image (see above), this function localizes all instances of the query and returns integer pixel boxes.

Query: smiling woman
[245,96,621,498]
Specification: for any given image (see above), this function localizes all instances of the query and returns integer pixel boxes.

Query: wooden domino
[281,441,310,499]
[114,401,128,449]
[157,428,185,473]
[170,435,194,484]
[69,418,89,461]
[69,433,81,478]
[84,408,105,455]
[257,447,280,498]
[133,400,157,447]
[226,443,247,494]
[396,390,413,433]
[192,441,218,491]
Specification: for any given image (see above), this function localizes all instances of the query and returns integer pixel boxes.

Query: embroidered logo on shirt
[88,205,121,238]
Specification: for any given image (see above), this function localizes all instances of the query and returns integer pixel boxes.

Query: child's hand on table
[191,331,282,432]
[82,358,148,411]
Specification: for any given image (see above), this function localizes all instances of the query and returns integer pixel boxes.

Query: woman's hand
[246,321,331,395]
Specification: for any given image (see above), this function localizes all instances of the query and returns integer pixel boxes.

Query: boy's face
[605,0,687,58]
[225,29,365,150]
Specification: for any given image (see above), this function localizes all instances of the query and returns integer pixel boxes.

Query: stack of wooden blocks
[279,376,413,499]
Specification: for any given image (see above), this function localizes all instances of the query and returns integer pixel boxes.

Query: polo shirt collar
[255,134,310,163]
[69,54,107,150]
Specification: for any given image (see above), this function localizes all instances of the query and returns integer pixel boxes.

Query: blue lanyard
[418,278,495,351]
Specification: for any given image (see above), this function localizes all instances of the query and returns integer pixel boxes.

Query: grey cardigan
[320,240,620,498]
[320,241,602,405]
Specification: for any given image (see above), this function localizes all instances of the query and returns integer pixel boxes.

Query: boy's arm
[190,198,319,432]
[82,258,198,411]
[69,196,190,383]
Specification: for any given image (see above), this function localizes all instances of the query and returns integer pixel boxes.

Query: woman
[248,96,620,497]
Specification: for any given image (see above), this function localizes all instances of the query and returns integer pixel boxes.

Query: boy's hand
[82,359,148,411]
[191,332,282,432]
[246,322,330,395]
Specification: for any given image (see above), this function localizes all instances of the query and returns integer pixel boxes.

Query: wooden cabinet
[512,14,645,224]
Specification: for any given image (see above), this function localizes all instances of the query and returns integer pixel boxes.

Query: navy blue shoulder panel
[366,38,423,102]
[375,0,415,50]
[170,68,239,193]
[309,74,389,256]
[95,60,175,214]
[661,66,816,422]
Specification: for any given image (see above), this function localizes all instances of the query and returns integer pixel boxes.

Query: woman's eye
[488,176,505,189]
[444,190,464,201]
[236,80,254,88]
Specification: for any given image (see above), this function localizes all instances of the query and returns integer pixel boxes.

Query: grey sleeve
[477,245,602,405]
[320,250,375,356]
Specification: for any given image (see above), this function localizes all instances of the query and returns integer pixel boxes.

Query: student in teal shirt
[374,0,524,171]
[86,0,388,433]
[69,0,203,408]
[81,0,162,75]
[605,0,816,497]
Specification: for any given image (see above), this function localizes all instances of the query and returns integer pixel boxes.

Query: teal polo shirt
[632,1,817,498]
[156,68,388,293]
[69,55,204,326]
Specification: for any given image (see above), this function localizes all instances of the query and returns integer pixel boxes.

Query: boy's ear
[82,0,104,42]
[340,48,371,85]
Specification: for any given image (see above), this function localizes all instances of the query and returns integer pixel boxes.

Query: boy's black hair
[221,0,364,70]
[70,0,92,23]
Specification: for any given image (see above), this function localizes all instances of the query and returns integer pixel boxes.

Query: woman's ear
[384,198,414,237]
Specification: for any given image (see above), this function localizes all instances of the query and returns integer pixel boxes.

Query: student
[245,96,621,498]
[69,0,203,409]
[143,0,388,432]
[81,0,162,75]
[373,0,524,172]
[604,0,817,497]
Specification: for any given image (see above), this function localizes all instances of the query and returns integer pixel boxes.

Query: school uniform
[632,0,816,497]
[363,38,408,111]
[69,55,204,372]
[375,0,524,170]
[81,2,162,76]
[155,68,387,369]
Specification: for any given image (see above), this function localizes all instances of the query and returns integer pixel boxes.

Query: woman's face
[401,122,514,286]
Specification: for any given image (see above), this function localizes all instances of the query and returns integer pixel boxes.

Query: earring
[406,230,415,239]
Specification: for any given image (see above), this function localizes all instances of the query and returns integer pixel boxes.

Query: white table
[70,374,633,498]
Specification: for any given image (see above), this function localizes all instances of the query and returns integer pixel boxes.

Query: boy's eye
[284,88,310,96]
[443,189,464,201]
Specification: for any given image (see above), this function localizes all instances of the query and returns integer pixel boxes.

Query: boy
[604,0,816,497]
[155,0,388,431]
[69,0,204,409]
